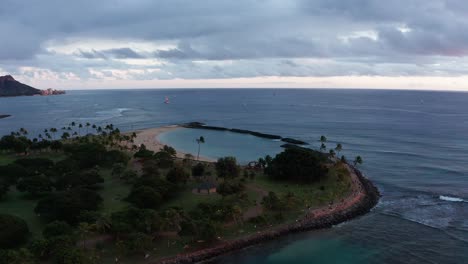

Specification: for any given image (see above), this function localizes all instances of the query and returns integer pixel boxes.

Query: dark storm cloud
[1,0,468,79]
[75,48,145,59]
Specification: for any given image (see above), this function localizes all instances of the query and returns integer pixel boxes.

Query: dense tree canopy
[14,158,54,175]
[42,221,74,239]
[17,175,52,197]
[191,163,205,177]
[133,176,176,198]
[55,169,104,190]
[0,164,28,185]
[215,156,240,178]
[0,214,30,248]
[265,148,328,183]
[126,186,162,209]
[35,188,103,224]
[166,166,190,184]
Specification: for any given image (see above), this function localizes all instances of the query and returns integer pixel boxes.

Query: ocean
[1,89,467,263]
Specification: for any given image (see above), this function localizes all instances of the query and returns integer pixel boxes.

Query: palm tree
[19,128,28,135]
[320,143,327,152]
[78,124,83,136]
[320,135,327,144]
[335,143,343,157]
[61,132,70,140]
[329,149,336,158]
[319,135,327,152]
[86,122,91,134]
[196,136,205,160]
[50,128,58,139]
[354,156,363,167]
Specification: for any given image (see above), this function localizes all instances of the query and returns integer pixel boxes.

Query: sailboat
[164,96,170,104]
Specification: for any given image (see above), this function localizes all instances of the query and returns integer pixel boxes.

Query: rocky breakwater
[182,122,309,146]
[156,164,380,264]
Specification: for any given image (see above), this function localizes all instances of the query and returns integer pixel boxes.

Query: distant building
[194,182,217,194]
[40,88,66,96]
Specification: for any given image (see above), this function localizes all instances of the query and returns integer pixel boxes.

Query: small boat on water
[164,96,170,104]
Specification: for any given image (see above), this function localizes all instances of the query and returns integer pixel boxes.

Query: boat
[164,96,170,104]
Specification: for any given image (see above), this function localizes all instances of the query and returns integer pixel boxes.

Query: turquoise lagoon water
[158,128,284,163]
[1,89,468,263]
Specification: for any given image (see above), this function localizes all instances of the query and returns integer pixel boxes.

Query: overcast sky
[1,0,468,90]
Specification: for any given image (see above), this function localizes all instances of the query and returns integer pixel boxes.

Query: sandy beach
[131,125,215,162]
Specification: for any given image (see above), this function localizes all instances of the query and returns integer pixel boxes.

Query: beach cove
[131,124,380,264]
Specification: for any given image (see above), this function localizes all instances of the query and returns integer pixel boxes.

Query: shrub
[126,186,162,209]
[217,180,245,196]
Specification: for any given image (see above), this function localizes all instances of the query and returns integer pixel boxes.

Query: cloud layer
[1,0,468,89]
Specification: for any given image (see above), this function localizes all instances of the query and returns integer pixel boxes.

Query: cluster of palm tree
[318,135,363,167]
[2,122,142,155]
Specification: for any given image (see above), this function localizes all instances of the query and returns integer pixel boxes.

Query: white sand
[131,125,215,162]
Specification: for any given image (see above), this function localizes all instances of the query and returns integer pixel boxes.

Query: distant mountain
[0,75,65,97]
[0,75,41,97]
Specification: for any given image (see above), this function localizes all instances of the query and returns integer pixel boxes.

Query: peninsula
[0,123,379,264]
[0,75,65,97]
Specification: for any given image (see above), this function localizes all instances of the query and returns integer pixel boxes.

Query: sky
[1,0,468,90]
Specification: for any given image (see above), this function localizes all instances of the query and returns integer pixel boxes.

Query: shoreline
[155,164,379,264]
[131,125,215,162]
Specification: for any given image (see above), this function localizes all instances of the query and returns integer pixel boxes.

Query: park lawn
[0,187,46,236]
[98,169,131,214]
[0,154,15,165]
[98,235,188,264]
[161,182,222,211]
[0,152,67,165]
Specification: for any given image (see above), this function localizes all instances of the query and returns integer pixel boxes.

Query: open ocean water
[1,89,467,263]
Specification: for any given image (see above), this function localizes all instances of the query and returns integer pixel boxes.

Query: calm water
[1,89,467,263]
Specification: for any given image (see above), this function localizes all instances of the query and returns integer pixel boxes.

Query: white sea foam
[439,195,464,202]
[96,108,132,119]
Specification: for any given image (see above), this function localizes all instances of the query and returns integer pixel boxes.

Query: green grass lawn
[0,153,15,165]
[98,169,131,214]
[0,152,67,165]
